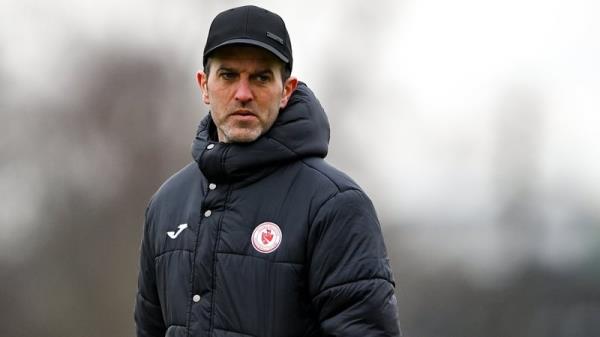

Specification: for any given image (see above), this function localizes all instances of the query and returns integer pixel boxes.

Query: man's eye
[220,72,236,80]
[255,74,271,83]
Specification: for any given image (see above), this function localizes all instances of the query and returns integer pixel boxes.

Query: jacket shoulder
[150,162,203,206]
[147,162,205,214]
[300,157,362,194]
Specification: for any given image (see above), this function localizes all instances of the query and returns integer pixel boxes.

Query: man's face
[197,45,297,143]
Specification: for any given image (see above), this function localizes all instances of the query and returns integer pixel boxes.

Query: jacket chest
[158,183,309,261]
[152,181,312,333]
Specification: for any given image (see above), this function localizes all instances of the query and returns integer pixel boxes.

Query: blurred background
[1,0,599,336]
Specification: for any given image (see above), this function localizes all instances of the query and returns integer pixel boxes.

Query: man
[135,5,401,337]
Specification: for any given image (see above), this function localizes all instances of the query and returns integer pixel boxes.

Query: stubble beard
[216,103,280,143]
[218,121,264,143]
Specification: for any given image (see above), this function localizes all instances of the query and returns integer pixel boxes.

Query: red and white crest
[251,222,282,254]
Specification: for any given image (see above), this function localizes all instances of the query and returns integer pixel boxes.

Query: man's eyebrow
[215,66,274,75]
[216,66,238,72]
[253,68,274,75]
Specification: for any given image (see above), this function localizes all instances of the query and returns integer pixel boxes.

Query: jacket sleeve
[307,189,401,336]
[134,205,166,337]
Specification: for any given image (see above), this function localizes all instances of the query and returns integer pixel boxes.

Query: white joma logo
[167,224,188,239]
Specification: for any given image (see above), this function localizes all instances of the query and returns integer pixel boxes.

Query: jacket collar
[191,82,330,183]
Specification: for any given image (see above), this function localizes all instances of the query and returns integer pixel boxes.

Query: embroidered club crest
[251,222,282,254]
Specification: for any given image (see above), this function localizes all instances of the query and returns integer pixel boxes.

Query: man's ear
[280,76,298,108]
[197,71,210,104]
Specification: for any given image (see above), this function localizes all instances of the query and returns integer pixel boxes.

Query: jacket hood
[191,82,330,183]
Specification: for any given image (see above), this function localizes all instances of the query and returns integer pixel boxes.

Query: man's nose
[234,78,253,103]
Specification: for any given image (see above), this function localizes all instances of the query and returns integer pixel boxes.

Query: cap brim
[204,38,289,64]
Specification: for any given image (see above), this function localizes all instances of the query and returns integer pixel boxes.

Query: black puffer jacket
[134,83,401,337]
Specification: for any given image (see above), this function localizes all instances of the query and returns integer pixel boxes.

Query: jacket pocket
[165,325,186,337]
[155,250,193,325]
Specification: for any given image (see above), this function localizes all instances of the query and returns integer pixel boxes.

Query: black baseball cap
[203,5,293,71]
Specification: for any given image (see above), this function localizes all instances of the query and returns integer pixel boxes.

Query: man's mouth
[230,110,256,117]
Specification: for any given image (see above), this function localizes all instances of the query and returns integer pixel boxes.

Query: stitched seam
[303,189,363,286]
[154,249,193,260]
[215,251,304,266]
[308,189,361,232]
[299,158,355,193]
[244,6,249,35]
[311,277,392,302]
